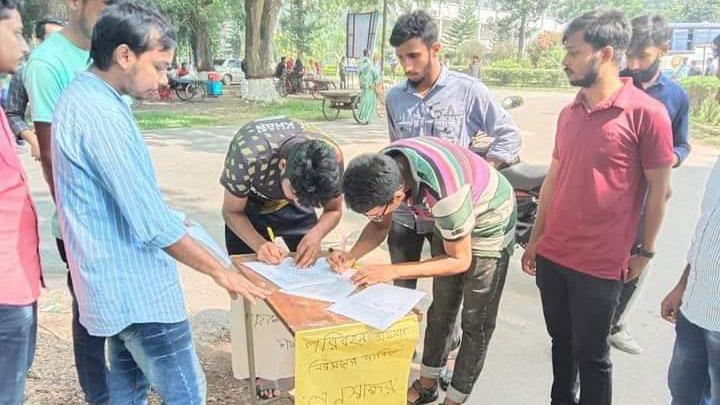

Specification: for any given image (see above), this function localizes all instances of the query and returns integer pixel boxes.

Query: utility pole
[379,0,388,75]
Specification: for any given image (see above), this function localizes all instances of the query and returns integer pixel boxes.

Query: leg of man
[420,246,465,383]
[706,327,720,405]
[109,321,206,405]
[536,255,577,405]
[668,313,710,405]
[566,266,622,405]
[0,304,37,405]
[444,251,510,404]
[388,221,432,290]
[59,239,110,405]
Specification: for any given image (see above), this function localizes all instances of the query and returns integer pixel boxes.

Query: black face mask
[621,57,661,87]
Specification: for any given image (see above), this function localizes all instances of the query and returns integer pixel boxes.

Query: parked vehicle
[215,59,246,85]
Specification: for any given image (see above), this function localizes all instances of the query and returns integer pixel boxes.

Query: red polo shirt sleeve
[638,104,675,170]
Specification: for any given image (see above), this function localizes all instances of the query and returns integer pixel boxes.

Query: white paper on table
[243,257,346,290]
[328,283,425,330]
[280,277,357,302]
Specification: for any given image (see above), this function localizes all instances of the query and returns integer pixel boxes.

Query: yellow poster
[295,315,419,405]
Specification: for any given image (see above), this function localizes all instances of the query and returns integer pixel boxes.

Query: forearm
[392,254,470,278]
[223,210,267,252]
[36,123,55,197]
[7,114,30,139]
[19,129,37,144]
[641,184,670,251]
[349,221,391,261]
[310,209,341,238]
[164,234,226,279]
[675,264,690,291]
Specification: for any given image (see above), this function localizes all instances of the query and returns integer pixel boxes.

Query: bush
[680,76,720,111]
[481,67,569,88]
[679,76,720,127]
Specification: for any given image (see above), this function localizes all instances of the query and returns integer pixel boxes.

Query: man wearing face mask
[610,15,690,355]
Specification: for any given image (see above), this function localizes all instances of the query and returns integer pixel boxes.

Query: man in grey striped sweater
[663,157,720,404]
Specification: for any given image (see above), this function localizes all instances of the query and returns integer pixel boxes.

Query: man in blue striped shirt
[52,2,269,403]
[663,157,720,404]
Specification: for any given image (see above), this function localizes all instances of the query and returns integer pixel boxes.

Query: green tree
[555,0,645,22]
[442,1,479,55]
[153,0,231,71]
[656,0,720,22]
[498,0,554,61]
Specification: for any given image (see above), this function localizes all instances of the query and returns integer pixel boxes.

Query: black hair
[342,154,402,214]
[0,0,21,20]
[563,8,631,64]
[287,139,342,208]
[90,0,176,71]
[34,16,64,40]
[628,15,670,54]
[389,10,438,48]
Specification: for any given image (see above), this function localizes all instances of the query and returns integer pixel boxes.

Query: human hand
[350,264,398,287]
[257,241,287,265]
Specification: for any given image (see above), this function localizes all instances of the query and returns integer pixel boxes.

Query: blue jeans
[108,320,206,404]
[60,239,110,405]
[0,303,37,405]
[669,313,720,405]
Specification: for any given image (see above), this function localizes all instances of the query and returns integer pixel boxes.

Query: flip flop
[407,379,439,405]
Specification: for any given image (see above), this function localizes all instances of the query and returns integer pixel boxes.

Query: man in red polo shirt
[521,9,673,405]
[0,2,41,404]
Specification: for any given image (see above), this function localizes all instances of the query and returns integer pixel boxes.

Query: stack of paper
[243,258,356,302]
[329,284,425,330]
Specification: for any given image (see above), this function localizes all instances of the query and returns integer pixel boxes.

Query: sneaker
[609,329,643,354]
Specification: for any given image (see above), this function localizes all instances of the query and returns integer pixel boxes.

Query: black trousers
[388,221,433,290]
[536,255,623,405]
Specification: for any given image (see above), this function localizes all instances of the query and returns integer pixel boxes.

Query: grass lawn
[691,121,720,148]
[134,96,325,130]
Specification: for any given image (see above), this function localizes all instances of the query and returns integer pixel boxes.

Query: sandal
[256,378,280,399]
[407,379,439,405]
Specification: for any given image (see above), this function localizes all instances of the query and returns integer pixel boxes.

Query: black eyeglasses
[366,202,390,223]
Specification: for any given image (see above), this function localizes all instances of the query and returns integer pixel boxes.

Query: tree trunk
[245,0,283,102]
[189,12,214,72]
[516,11,528,62]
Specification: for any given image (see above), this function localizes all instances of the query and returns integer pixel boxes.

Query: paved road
[22,89,718,404]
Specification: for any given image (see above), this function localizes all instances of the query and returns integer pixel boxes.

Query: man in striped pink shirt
[0,1,40,404]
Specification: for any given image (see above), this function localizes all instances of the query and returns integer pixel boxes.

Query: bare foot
[256,378,280,399]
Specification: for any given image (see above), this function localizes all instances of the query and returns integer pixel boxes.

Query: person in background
[338,56,347,89]
[675,57,690,79]
[52,2,269,402]
[23,0,118,402]
[522,9,673,405]
[443,53,451,67]
[292,55,305,91]
[3,15,64,160]
[705,57,717,77]
[610,14,691,354]
[358,49,380,123]
[467,55,481,79]
[0,1,36,404]
[688,60,702,77]
[274,56,286,79]
[177,61,189,77]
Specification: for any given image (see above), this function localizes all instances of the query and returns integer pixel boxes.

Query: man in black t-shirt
[220,116,344,269]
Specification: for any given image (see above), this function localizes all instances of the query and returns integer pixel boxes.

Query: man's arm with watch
[627,166,672,280]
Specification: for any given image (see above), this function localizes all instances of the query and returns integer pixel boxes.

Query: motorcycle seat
[500,162,547,191]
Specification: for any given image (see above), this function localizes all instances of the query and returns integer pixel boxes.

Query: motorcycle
[500,162,547,248]
[498,96,548,248]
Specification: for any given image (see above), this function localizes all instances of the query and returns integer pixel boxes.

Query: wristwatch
[632,245,655,259]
